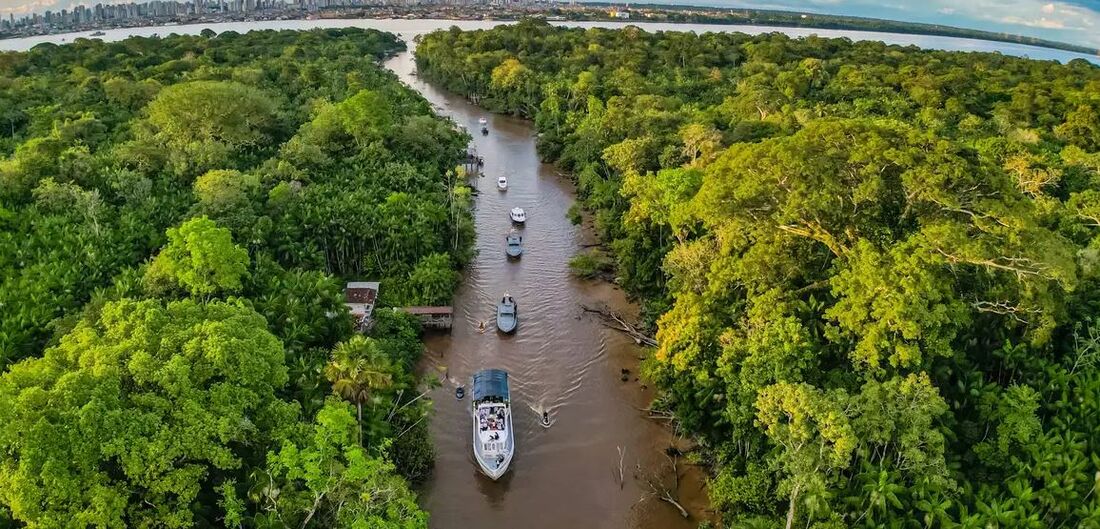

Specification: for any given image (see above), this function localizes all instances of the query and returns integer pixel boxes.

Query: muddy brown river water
[384,46,707,529]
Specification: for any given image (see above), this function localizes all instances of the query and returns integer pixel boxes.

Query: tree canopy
[0,27,472,528]
[0,298,292,528]
[417,20,1100,528]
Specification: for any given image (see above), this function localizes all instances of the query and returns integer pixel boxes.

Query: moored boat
[505,232,523,258]
[472,369,514,480]
[497,176,508,191]
[496,294,517,333]
[510,207,526,224]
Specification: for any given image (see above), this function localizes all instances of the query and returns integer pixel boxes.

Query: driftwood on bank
[616,446,626,490]
[632,404,678,422]
[635,452,689,518]
[580,304,657,347]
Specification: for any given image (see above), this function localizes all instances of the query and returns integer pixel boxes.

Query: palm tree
[324,335,393,446]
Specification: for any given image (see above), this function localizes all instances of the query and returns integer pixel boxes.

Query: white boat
[497,176,508,191]
[472,369,514,480]
[510,207,526,224]
[478,117,488,125]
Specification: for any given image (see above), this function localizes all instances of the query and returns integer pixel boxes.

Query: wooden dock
[401,306,454,330]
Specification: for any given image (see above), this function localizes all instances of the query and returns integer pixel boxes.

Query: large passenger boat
[471,369,514,480]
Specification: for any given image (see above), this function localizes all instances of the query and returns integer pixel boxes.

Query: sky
[646,0,1100,47]
[0,0,1098,49]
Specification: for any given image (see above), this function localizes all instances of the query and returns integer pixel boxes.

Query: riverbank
[411,21,1100,528]
[384,43,711,529]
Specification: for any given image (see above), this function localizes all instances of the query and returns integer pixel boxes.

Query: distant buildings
[0,0,547,37]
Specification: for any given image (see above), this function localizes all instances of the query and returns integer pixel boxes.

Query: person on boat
[478,321,486,333]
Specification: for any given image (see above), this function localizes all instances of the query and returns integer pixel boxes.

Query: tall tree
[323,336,394,446]
[0,298,292,528]
[145,216,250,298]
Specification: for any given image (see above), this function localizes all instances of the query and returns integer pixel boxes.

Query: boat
[471,369,514,480]
[510,207,527,224]
[456,386,465,400]
[90,31,105,37]
[481,126,489,135]
[478,117,488,125]
[496,294,517,334]
[505,232,523,258]
[541,411,551,428]
[497,176,508,191]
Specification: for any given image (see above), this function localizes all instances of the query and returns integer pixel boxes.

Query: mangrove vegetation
[0,28,474,528]
[416,20,1100,528]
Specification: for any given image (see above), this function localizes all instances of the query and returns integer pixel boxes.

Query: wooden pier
[462,151,484,176]
[401,306,454,331]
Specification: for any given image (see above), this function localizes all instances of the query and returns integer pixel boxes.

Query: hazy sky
[653,0,1100,47]
[1,0,1098,48]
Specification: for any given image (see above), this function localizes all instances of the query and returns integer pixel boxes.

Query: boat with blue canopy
[471,369,514,480]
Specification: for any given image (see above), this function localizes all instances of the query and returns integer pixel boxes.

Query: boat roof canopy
[473,369,509,401]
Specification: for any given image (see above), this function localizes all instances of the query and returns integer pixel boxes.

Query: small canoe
[505,232,523,258]
[497,176,508,191]
[496,295,517,334]
[510,207,526,224]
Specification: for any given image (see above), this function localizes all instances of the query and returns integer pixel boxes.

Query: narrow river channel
[385,44,706,529]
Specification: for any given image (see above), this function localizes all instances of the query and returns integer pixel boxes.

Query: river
[1,18,1098,64]
[4,17,1093,529]
[383,44,706,529]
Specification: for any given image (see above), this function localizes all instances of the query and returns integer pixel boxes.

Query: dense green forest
[416,21,1100,528]
[0,28,473,527]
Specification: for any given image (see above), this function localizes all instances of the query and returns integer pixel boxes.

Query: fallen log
[636,456,690,519]
[580,304,657,347]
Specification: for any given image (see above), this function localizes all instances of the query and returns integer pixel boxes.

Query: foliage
[0,27,471,528]
[417,21,1100,527]
[568,248,615,279]
[257,399,428,529]
[145,216,251,297]
[0,298,292,528]
[324,335,395,445]
[137,80,282,178]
